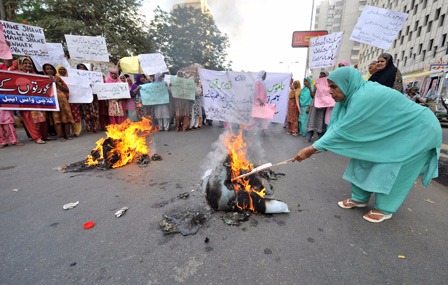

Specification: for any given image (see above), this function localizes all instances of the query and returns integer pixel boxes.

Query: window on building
[413,53,416,60]
[422,50,426,61]
[403,5,407,12]
[414,4,418,15]
[423,0,427,9]
[400,35,404,45]
[408,31,413,41]
[429,39,434,50]
[393,39,397,48]
[427,20,432,32]
[404,56,407,67]
[410,0,415,7]
[417,26,422,37]
[406,25,410,34]
[439,14,445,27]
[442,34,447,47]
[409,47,413,57]
[414,20,419,31]
[418,43,423,54]
[401,50,405,60]
[424,14,429,26]
[435,8,441,20]
[433,46,438,58]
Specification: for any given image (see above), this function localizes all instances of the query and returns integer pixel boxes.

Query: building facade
[358,0,448,76]
[173,0,211,14]
[314,0,448,76]
[313,0,367,77]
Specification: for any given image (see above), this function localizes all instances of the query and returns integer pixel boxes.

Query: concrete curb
[435,144,448,187]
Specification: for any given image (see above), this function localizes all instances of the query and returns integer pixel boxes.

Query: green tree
[149,5,231,73]
[12,0,154,63]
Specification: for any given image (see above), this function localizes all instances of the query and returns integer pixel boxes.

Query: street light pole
[305,0,316,78]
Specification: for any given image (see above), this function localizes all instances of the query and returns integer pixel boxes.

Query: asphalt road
[1,123,447,284]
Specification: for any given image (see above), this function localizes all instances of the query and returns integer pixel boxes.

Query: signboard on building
[291,30,328,47]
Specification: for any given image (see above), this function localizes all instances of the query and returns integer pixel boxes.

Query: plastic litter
[115,207,128,218]
[63,201,79,210]
[83,221,95,229]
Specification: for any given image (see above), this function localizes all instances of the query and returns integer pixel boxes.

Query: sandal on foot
[363,210,392,223]
[35,139,46,144]
[337,198,367,209]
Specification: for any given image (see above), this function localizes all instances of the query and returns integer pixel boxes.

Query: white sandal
[337,198,367,209]
[363,210,392,223]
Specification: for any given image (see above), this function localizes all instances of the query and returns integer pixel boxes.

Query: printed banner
[62,75,93,104]
[198,68,291,124]
[31,43,70,72]
[313,77,335,108]
[170,76,195,100]
[0,24,13,59]
[67,69,104,87]
[92,83,130,100]
[0,20,48,56]
[65,35,109,62]
[138,53,168,75]
[0,70,58,111]
[350,5,408,50]
[140,82,170,105]
[309,32,344,69]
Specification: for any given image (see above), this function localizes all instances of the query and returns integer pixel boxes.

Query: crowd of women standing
[0,57,206,149]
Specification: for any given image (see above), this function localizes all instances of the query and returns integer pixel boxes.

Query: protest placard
[198,68,290,124]
[62,76,93,104]
[31,43,70,72]
[138,53,168,75]
[170,76,196,100]
[92,83,130,100]
[140,82,170,105]
[313,77,335,108]
[309,32,344,69]
[68,69,104,87]
[0,70,58,111]
[350,5,408,50]
[0,24,12,59]
[0,20,48,56]
[65,35,109,62]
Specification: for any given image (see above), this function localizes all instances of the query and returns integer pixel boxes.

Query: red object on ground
[83,221,95,229]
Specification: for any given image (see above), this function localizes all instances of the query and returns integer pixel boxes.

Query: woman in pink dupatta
[106,68,127,124]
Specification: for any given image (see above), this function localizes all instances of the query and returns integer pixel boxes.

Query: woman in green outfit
[298,77,313,136]
[293,67,441,223]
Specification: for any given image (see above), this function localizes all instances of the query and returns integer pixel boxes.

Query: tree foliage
[149,6,231,73]
[12,0,154,63]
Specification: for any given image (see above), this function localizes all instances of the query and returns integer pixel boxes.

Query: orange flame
[223,130,265,212]
[85,117,157,168]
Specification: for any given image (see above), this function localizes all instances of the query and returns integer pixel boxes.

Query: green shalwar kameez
[313,67,442,214]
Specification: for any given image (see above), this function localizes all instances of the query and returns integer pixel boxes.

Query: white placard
[31,43,70,72]
[93,83,131,100]
[62,76,93,104]
[65,35,109,62]
[350,5,408,50]
[67,69,104,86]
[138,53,168,75]
[0,20,48,56]
[309,32,344,69]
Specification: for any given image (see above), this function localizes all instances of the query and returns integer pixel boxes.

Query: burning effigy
[85,117,158,169]
[202,130,289,214]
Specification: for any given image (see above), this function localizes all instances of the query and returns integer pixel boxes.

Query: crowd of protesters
[0,57,211,149]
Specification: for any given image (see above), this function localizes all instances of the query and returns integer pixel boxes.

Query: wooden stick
[231,158,295,181]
